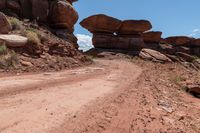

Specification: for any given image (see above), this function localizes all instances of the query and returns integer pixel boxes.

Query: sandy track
[0,59,142,133]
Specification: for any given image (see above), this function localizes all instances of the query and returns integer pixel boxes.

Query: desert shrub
[8,17,22,30]
[25,30,40,45]
[0,42,7,55]
[21,29,41,55]
[170,75,186,86]
[0,50,19,69]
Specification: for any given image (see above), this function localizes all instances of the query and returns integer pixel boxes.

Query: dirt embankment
[0,57,200,133]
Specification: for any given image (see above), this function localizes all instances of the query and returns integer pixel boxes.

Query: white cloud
[76,34,93,51]
[189,28,200,37]
[193,29,200,32]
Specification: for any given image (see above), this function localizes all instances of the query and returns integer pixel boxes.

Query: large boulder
[32,0,49,22]
[142,31,162,43]
[80,14,122,34]
[0,12,11,34]
[117,20,152,35]
[165,36,194,46]
[93,33,145,50]
[0,34,28,47]
[48,1,78,32]
[139,48,172,62]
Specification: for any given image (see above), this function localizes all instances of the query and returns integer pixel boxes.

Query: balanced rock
[80,14,122,34]
[93,33,145,50]
[0,12,11,34]
[118,20,152,35]
[139,48,172,62]
[0,34,28,47]
[142,31,162,43]
[49,1,78,32]
[165,36,194,46]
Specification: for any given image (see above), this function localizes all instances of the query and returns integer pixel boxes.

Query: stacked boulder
[80,14,157,50]
[0,0,79,48]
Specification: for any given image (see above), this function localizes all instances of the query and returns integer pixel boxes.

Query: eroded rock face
[49,1,78,32]
[93,33,145,50]
[80,14,122,34]
[0,12,11,34]
[165,36,194,46]
[32,0,49,22]
[118,20,152,35]
[0,0,6,10]
[142,31,162,43]
[19,0,32,18]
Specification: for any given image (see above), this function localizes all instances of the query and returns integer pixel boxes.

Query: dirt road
[0,59,142,133]
[0,58,200,133]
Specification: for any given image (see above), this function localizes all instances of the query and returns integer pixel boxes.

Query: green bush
[8,17,22,30]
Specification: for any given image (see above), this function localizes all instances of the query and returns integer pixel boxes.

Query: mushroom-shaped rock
[165,36,194,46]
[118,20,152,35]
[0,34,28,47]
[0,12,12,34]
[142,31,162,43]
[49,1,79,32]
[139,48,172,62]
[80,14,122,34]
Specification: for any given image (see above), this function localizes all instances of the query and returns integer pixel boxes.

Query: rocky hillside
[0,0,91,72]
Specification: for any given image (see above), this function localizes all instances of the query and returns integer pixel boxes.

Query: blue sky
[74,0,200,50]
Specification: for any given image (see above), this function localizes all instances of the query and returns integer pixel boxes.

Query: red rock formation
[32,0,49,22]
[92,33,145,50]
[142,31,162,43]
[165,36,194,46]
[117,20,152,35]
[49,1,79,32]
[80,14,122,34]
[80,14,153,50]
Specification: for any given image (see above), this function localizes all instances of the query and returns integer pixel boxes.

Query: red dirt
[0,57,200,133]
